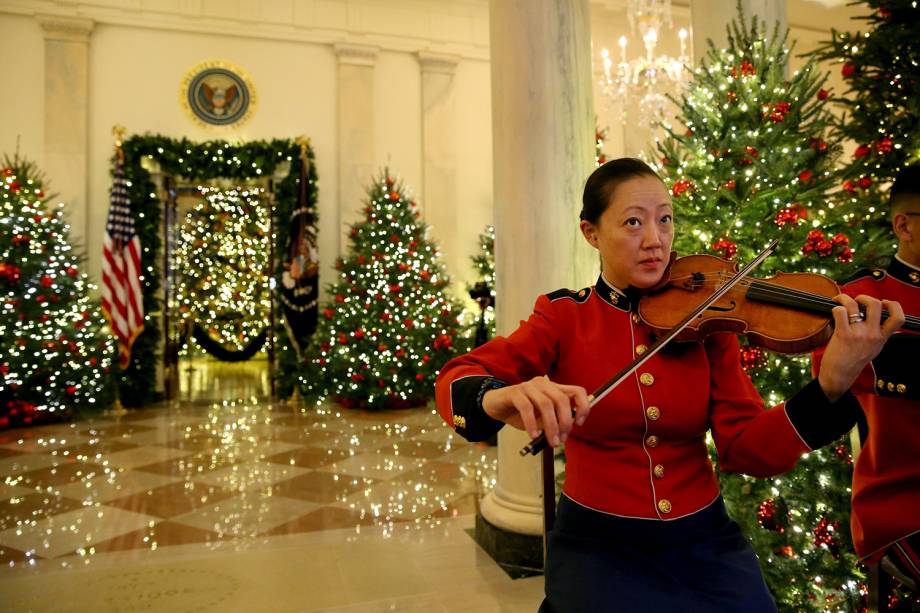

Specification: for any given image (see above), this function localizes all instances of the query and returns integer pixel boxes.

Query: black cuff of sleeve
[785,378,862,450]
[449,376,507,442]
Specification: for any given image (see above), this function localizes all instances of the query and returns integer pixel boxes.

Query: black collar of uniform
[888,256,920,286]
[595,275,639,311]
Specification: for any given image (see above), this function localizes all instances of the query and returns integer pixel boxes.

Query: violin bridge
[684,271,705,290]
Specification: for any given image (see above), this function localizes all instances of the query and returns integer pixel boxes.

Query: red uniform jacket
[813,257,920,560]
[436,275,861,520]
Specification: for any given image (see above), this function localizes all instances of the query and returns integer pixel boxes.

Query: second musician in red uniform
[814,164,920,591]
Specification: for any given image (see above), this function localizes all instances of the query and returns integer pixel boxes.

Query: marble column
[37,15,94,249]
[690,0,786,63]
[417,52,461,289]
[481,0,596,549]
[334,43,378,258]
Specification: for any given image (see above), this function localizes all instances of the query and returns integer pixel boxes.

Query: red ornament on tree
[798,170,813,184]
[816,239,834,257]
[854,144,871,158]
[858,176,873,189]
[433,333,453,350]
[835,444,853,465]
[842,62,857,78]
[740,346,766,371]
[875,138,893,154]
[671,179,695,197]
[757,498,786,532]
[711,238,737,259]
[813,517,841,553]
[817,89,829,100]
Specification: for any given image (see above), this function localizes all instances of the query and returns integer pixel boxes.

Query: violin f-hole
[705,300,737,313]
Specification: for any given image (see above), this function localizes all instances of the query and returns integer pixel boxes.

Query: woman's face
[580,175,674,289]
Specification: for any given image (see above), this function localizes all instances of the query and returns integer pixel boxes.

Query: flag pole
[110,125,128,417]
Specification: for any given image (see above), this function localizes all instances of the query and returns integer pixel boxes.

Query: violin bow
[521,238,779,456]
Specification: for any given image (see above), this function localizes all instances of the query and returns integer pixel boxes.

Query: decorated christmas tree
[176,186,270,360]
[653,14,865,610]
[815,0,920,266]
[1,157,115,428]
[301,170,468,409]
[467,225,495,347]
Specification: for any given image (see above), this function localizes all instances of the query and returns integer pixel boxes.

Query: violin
[520,241,919,456]
[639,253,920,354]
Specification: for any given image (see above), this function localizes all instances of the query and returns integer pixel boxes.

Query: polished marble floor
[0,359,544,612]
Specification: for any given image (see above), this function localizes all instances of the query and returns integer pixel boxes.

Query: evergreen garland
[118,135,317,405]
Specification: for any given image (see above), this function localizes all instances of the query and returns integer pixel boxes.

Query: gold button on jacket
[657,499,672,513]
[640,373,654,386]
[646,435,659,448]
[646,406,660,420]
[654,464,665,478]
[635,344,648,355]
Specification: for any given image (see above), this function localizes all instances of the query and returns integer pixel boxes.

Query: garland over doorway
[116,135,318,405]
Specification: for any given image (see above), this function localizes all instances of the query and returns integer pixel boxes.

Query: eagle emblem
[182,61,255,127]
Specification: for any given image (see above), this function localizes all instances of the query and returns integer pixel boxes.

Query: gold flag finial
[112,125,127,162]
[295,135,310,160]
[112,124,127,146]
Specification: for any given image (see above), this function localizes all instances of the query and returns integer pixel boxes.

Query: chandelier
[598,0,690,128]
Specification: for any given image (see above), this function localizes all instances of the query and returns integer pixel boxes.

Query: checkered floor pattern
[0,394,497,571]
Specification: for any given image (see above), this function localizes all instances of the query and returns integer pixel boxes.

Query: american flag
[101,160,144,369]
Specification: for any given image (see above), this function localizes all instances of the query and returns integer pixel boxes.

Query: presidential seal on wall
[180,61,256,127]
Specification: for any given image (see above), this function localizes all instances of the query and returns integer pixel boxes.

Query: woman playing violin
[434,158,905,612]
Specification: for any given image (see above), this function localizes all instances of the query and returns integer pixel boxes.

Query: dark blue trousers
[539,495,777,613]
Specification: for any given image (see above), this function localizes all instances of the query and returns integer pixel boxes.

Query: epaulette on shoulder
[841,268,886,285]
[546,287,592,303]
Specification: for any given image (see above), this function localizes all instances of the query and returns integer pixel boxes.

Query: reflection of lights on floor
[0,359,497,571]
